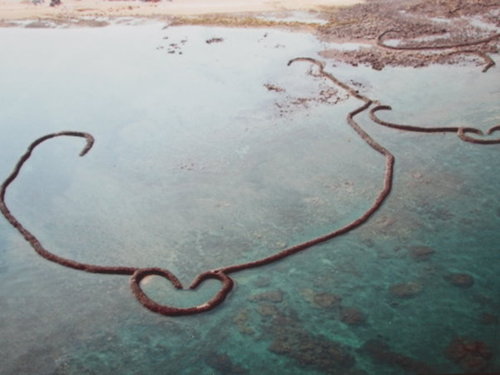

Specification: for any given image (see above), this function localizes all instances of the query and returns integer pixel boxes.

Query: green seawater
[0,23,499,375]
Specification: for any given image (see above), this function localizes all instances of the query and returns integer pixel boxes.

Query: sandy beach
[0,0,363,20]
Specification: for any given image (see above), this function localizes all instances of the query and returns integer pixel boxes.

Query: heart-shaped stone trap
[458,125,500,144]
[369,105,500,145]
[130,268,234,316]
[2,59,499,317]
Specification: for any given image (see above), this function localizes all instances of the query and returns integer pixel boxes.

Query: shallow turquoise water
[0,23,499,374]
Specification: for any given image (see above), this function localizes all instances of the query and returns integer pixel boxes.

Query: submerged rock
[300,288,342,308]
[248,289,284,303]
[389,282,423,298]
[314,292,343,308]
[205,352,248,375]
[408,245,435,261]
[445,273,474,288]
[360,339,434,374]
[233,309,254,335]
[258,303,279,317]
[444,337,493,372]
[267,315,356,372]
[253,276,271,288]
[340,307,367,325]
[479,312,499,325]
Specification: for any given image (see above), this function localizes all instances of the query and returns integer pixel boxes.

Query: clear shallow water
[0,23,499,375]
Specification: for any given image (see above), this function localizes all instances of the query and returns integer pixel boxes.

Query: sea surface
[0,22,499,375]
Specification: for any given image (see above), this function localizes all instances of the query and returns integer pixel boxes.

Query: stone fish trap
[1,57,499,317]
